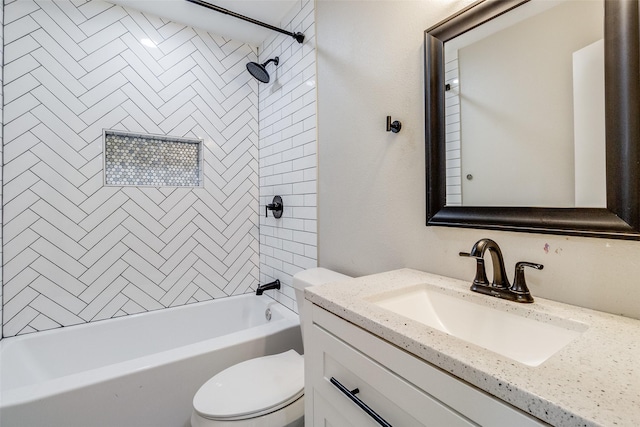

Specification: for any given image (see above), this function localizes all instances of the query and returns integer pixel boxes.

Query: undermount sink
[368,284,588,367]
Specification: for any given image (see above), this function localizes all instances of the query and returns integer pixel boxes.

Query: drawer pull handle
[330,377,392,427]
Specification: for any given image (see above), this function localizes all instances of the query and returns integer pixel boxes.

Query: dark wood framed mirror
[425,0,640,239]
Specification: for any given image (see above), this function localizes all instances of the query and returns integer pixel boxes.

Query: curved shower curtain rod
[185,0,305,44]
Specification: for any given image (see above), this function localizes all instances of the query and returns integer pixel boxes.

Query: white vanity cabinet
[304,304,547,427]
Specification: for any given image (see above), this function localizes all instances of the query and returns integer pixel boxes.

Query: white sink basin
[369,284,588,367]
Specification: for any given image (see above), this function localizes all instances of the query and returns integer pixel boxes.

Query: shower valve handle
[265,196,283,218]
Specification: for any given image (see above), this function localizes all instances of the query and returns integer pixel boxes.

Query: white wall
[316,0,640,320]
[573,39,606,208]
[2,0,260,336]
[258,0,318,312]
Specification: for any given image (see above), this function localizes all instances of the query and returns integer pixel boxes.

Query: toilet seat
[193,350,304,421]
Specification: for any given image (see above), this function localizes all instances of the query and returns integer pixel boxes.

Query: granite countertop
[304,268,640,427]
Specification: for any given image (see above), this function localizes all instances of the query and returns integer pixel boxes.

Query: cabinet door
[306,305,547,427]
[309,323,477,426]
[313,390,361,427]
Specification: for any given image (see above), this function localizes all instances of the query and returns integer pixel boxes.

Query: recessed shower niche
[104,130,203,187]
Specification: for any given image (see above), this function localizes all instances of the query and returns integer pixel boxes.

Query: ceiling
[109,0,299,46]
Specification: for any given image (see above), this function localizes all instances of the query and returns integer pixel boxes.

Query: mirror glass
[425,0,640,239]
[443,0,605,208]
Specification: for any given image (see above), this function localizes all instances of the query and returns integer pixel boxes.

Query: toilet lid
[193,350,304,421]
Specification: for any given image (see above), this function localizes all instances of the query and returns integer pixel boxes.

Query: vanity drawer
[309,320,476,426]
[307,305,547,427]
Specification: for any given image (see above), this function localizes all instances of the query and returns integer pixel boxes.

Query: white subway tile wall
[0,1,4,340]
[445,51,462,205]
[259,0,317,311]
[2,0,259,336]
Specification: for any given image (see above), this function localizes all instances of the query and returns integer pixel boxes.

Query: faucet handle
[459,252,489,286]
[510,261,543,303]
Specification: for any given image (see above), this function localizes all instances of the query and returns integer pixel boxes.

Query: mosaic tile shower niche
[104,130,203,187]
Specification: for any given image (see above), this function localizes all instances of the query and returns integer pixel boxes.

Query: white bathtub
[0,294,303,427]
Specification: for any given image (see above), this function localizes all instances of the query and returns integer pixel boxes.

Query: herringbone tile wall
[258,0,318,312]
[2,0,260,337]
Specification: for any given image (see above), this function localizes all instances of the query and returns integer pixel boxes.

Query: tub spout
[256,279,280,295]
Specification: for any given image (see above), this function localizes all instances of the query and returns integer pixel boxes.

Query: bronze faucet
[460,239,543,303]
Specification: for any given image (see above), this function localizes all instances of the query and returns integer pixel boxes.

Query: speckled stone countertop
[304,268,640,427]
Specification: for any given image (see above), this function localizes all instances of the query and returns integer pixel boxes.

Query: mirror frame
[425,0,640,239]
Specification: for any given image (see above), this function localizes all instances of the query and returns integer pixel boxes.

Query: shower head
[246,57,279,83]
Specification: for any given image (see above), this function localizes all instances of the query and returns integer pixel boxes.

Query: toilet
[191,268,351,427]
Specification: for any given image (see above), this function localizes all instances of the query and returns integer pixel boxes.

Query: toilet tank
[292,268,351,331]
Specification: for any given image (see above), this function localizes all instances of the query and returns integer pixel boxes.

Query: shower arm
[185,0,305,44]
[262,58,278,67]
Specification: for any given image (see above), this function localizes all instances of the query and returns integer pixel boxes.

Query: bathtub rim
[0,295,299,408]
